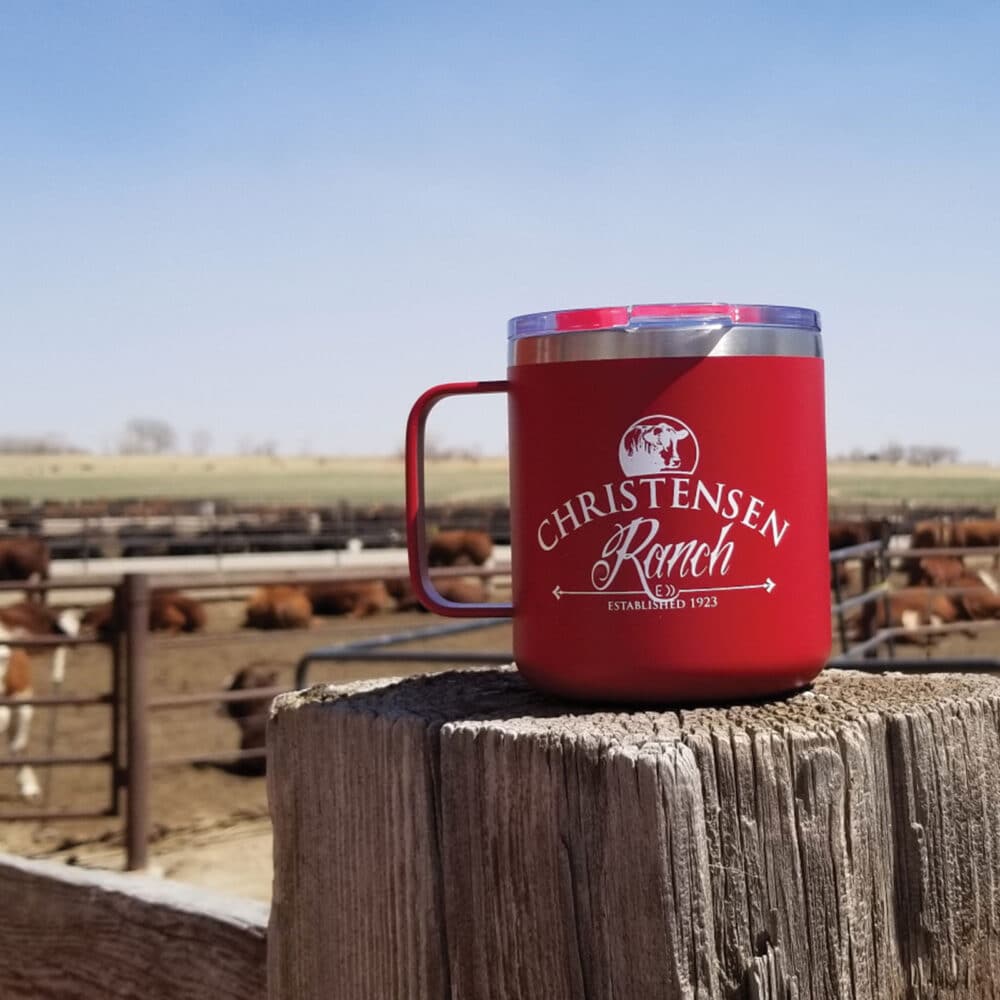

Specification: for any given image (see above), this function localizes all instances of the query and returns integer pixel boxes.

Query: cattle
[907,555,968,588]
[857,587,966,644]
[243,586,312,630]
[428,529,493,568]
[950,575,1000,621]
[385,577,422,611]
[154,591,206,633]
[80,603,114,638]
[621,419,690,473]
[0,646,40,799]
[419,577,488,609]
[910,518,952,549]
[951,519,1000,548]
[81,590,206,640]
[386,576,488,611]
[0,602,82,800]
[0,602,82,685]
[0,537,50,602]
[828,518,886,592]
[909,517,1000,572]
[952,519,1000,570]
[829,518,886,552]
[219,664,280,776]
[306,581,393,618]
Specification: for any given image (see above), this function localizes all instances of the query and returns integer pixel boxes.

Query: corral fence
[4,535,1000,872]
[1,501,513,559]
[830,535,1000,663]
[0,562,512,871]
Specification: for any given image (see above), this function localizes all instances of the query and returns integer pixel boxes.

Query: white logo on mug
[618,415,699,477]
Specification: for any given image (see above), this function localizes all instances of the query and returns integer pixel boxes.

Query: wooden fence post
[124,573,150,871]
[268,667,1000,1000]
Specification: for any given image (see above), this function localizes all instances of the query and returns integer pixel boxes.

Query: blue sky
[2,2,999,459]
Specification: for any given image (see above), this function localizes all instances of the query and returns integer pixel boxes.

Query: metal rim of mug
[509,325,823,365]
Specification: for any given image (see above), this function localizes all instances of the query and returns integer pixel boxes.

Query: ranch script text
[537,476,789,603]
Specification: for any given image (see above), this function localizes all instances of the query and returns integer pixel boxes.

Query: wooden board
[0,853,267,999]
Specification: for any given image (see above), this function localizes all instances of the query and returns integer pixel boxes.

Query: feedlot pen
[0,573,514,891]
[4,542,1000,899]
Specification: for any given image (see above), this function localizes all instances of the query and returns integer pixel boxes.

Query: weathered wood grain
[268,667,1000,1000]
[0,852,267,999]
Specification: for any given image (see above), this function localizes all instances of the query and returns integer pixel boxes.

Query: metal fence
[830,539,1000,661]
[0,562,511,869]
[5,539,1000,871]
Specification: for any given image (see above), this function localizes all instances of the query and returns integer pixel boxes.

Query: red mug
[406,302,830,702]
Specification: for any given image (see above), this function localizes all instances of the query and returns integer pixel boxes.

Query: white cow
[0,643,39,799]
[0,606,81,800]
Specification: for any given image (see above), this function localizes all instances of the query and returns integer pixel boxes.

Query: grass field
[0,454,999,507]
[0,454,510,506]
[828,461,1000,505]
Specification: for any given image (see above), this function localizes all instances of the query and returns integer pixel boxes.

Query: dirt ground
[2,569,999,904]
[0,595,514,901]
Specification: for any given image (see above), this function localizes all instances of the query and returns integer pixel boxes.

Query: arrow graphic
[552,579,775,600]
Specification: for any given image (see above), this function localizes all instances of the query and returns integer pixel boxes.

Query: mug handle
[405,380,513,617]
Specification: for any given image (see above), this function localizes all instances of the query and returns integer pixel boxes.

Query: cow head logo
[619,415,699,477]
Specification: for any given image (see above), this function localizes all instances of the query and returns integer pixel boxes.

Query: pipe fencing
[830,539,1000,659]
[6,537,1000,871]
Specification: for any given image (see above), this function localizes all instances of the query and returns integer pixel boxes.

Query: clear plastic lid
[508,302,821,339]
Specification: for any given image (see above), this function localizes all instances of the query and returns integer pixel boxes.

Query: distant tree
[238,436,278,457]
[395,434,481,461]
[879,441,905,463]
[0,435,85,454]
[119,418,177,455]
[190,428,213,456]
[907,444,961,466]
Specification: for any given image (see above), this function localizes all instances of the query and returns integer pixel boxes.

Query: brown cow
[428,529,493,567]
[386,577,421,610]
[829,518,885,591]
[909,517,1000,572]
[419,577,488,609]
[907,555,967,587]
[80,603,114,638]
[151,591,206,633]
[0,537,50,601]
[952,519,1000,571]
[951,575,1000,621]
[857,587,965,644]
[243,586,312,630]
[81,590,206,639]
[910,518,954,549]
[306,581,393,618]
[828,518,885,551]
[952,519,1000,548]
[388,576,488,611]
[220,664,279,776]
